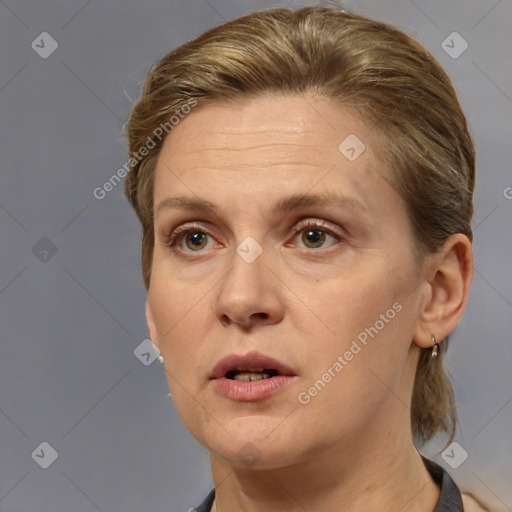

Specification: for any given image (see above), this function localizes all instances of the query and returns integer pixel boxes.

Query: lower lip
[211,375,295,401]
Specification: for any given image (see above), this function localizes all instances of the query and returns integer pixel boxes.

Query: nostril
[218,312,269,329]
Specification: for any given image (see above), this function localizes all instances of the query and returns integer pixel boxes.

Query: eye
[182,231,210,251]
[166,223,217,252]
[289,220,342,250]
[300,229,327,249]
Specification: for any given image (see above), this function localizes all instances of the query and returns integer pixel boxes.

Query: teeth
[233,372,272,382]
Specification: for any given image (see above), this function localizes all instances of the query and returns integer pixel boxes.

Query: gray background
[0,0,510,511]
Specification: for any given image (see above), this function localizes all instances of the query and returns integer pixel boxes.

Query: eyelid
[161,222,214,251]
[288,218,345,247]
[164,218,346,253]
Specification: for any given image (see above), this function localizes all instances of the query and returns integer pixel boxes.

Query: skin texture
[146,94,474,511]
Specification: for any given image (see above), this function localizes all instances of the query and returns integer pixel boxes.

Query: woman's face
[147,94,429,469]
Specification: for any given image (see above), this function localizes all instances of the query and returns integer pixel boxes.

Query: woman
[124,6,488,511]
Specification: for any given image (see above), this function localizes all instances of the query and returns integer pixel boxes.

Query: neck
[210,412,439,512]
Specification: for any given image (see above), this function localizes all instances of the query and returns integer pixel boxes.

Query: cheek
[149,286,212,430]
[293,258,416,393]
[293,307,414,444]
[295,258,406,339]
[148,269,213,380]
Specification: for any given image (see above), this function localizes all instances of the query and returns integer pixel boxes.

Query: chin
[233,413,297,446]
[213,441,296,471]
[199,414,301,469]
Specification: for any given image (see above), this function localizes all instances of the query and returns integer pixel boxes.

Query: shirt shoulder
[194,458,469,512]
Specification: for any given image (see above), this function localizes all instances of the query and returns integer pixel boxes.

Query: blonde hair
[124,6,475,445]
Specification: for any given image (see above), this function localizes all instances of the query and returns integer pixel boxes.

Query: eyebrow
[273,192,368,216]
[155,192,369,217]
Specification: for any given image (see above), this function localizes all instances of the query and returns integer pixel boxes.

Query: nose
[213,244,285,331]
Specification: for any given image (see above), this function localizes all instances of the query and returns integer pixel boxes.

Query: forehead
[158,95,378,167]
[153,94,396,215]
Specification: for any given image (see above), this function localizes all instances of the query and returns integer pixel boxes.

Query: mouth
[210,351,296,380]
[210,351,297,401]
[224,368,281,381]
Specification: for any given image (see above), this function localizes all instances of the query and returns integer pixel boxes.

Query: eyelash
[289,219,343,249]
[165,223,213,251]
[165,219,344,254]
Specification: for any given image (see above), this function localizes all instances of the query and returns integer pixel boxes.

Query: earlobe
[413,233,474,349]
[145,300,160,351]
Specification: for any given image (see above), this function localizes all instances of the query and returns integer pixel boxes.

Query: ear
[145,300,160,352]
[413,233,474,349]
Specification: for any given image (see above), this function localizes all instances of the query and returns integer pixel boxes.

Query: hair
[123,6,475,446]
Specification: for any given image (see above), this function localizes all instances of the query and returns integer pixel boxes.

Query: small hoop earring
[431,334,439,358]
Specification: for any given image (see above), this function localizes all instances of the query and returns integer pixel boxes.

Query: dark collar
[422,456,465,511]
[194,488,215,512]
[194,456,464,511]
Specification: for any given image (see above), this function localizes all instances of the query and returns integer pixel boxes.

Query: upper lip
[210,351,296,380]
